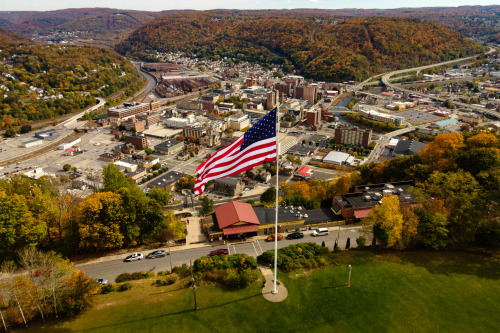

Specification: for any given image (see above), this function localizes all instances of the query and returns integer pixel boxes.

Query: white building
[358,108,404,126]
[22,139,43,148]
[228,113,250,130]
[165,116,194,129]
[58,138,81,150]
[323,151,355,165]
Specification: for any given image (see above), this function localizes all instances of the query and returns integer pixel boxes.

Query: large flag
[194,108,277,195]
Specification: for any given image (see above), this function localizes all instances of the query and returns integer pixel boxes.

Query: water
[337,96,354,108]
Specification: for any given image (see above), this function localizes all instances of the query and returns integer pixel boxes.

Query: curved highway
[380,48,499,119]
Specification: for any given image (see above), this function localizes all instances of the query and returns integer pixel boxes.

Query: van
[312,228,329,237]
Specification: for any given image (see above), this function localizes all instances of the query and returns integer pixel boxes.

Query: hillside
[116,11,486,81]
[294,6,500,44]
[0,8,192,45]
[0,29,143,129]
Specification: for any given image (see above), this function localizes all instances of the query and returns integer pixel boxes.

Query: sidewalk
[259,265,288,302]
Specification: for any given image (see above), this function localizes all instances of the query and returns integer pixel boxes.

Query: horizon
[1,1,498,12]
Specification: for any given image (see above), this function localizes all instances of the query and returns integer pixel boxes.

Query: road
[131,61,158,102]
[78,225,363,282]
[380,48,500,120]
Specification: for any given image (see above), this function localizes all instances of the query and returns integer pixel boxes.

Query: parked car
[146,250,167,259]
[267,234,283,242]
[95,278,108,285]
[286,232,304,240]
[312,228,329,237]
[123,253,143,262]
[210,249,229,256]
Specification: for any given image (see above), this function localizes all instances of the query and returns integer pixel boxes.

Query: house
[213,178,244,196]
[100,152,124,162]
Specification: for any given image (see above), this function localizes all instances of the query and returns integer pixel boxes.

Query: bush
[257,242,329,272]
[115,271,155,283]
[166,275,178,285]
[194,254,257,273]
[118,282,132,291]
[172,264,191,278]
[475,221,500,249]
[356,236,366,248]
[346,237,351,249]
[101,284,115,294]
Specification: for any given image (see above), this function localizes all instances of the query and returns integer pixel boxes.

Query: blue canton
[240,108,277,151]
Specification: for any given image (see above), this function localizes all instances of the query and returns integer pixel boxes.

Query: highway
[77,225,363,282]
[380,49,500,120]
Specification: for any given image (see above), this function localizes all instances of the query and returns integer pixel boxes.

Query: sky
[1,0,498,12]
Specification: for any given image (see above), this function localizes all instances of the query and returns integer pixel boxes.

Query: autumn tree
[361,195,406,249]
[148,188,171,205]
[0,191,46,263]
[76,192,124,251]
[101,163,133,192]
[419,132,464,172]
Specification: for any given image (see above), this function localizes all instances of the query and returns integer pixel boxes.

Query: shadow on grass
[79,293,263,332]
[321,284,348,289]
[393,251,500,281]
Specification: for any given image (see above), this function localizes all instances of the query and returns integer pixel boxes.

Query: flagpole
[273,91,279,294]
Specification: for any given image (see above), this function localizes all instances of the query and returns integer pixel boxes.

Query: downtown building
[334,125,372,147]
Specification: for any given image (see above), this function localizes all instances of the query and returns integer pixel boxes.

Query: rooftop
[147,171,185,188]
[214,201,260,229]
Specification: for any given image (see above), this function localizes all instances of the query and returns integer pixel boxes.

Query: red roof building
[297,166,311,176]
[214,201,260,236]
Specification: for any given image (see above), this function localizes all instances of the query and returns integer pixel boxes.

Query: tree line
[0,164,185,265]
[116,11,486,82]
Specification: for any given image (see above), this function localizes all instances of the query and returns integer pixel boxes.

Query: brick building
[306,110,320,126]
[125,135,148,150]
[334,125,372,147]
[294,85,317,104]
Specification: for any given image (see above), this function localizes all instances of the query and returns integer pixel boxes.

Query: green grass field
[28,251,500,333]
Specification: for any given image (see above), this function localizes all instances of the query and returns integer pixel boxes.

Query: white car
[312,228,329,237]
[123,253,143,262]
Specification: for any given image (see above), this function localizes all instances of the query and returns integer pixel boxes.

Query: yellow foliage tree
[361,195,405,249]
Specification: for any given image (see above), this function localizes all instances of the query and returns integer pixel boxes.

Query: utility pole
[168,241,173,272]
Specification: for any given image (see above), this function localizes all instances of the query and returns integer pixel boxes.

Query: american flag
[194,108,277,195]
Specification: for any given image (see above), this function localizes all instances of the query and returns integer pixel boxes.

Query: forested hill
[0,28,31,46]
[0,29,142,129]
[116,11,486,82]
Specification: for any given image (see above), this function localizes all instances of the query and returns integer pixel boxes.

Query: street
[77,225,363,282]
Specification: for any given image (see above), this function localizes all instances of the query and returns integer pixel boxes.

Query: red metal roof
[214,201,260,229]
[223,225,259,236]
[65,148,74,152]
[381,92,394,97]
[297,166,311,175]
[354,208,372,219]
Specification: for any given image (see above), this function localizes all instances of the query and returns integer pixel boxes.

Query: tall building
[275,82,292,97]
[306,110,320,126]
[266,91,279,110]
[294,85,317,104]
[334,125,372,147]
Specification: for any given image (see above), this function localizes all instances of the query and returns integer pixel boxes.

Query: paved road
[381,48,500,120]
[78,225,363,282]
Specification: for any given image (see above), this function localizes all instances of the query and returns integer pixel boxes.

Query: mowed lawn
[29,251,500,333]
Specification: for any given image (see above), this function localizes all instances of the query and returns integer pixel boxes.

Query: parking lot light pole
[191,277,198,310]
[347,264,352,287]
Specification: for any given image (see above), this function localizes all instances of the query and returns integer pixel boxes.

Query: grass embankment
[28,251,500,333]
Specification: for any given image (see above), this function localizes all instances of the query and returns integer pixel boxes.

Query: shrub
[115,271,154,283]
[118,282,132,291]
[356,236,366,248]
[101,284,115,294]
[257,242,329,272]
[172,264,191,278]
[346,237,351,249]
[166,275,178,285]
[475,221,500,249]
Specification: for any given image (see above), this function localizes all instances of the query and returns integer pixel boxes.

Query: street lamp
[191,277,198,310]
[347,264,352,287]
